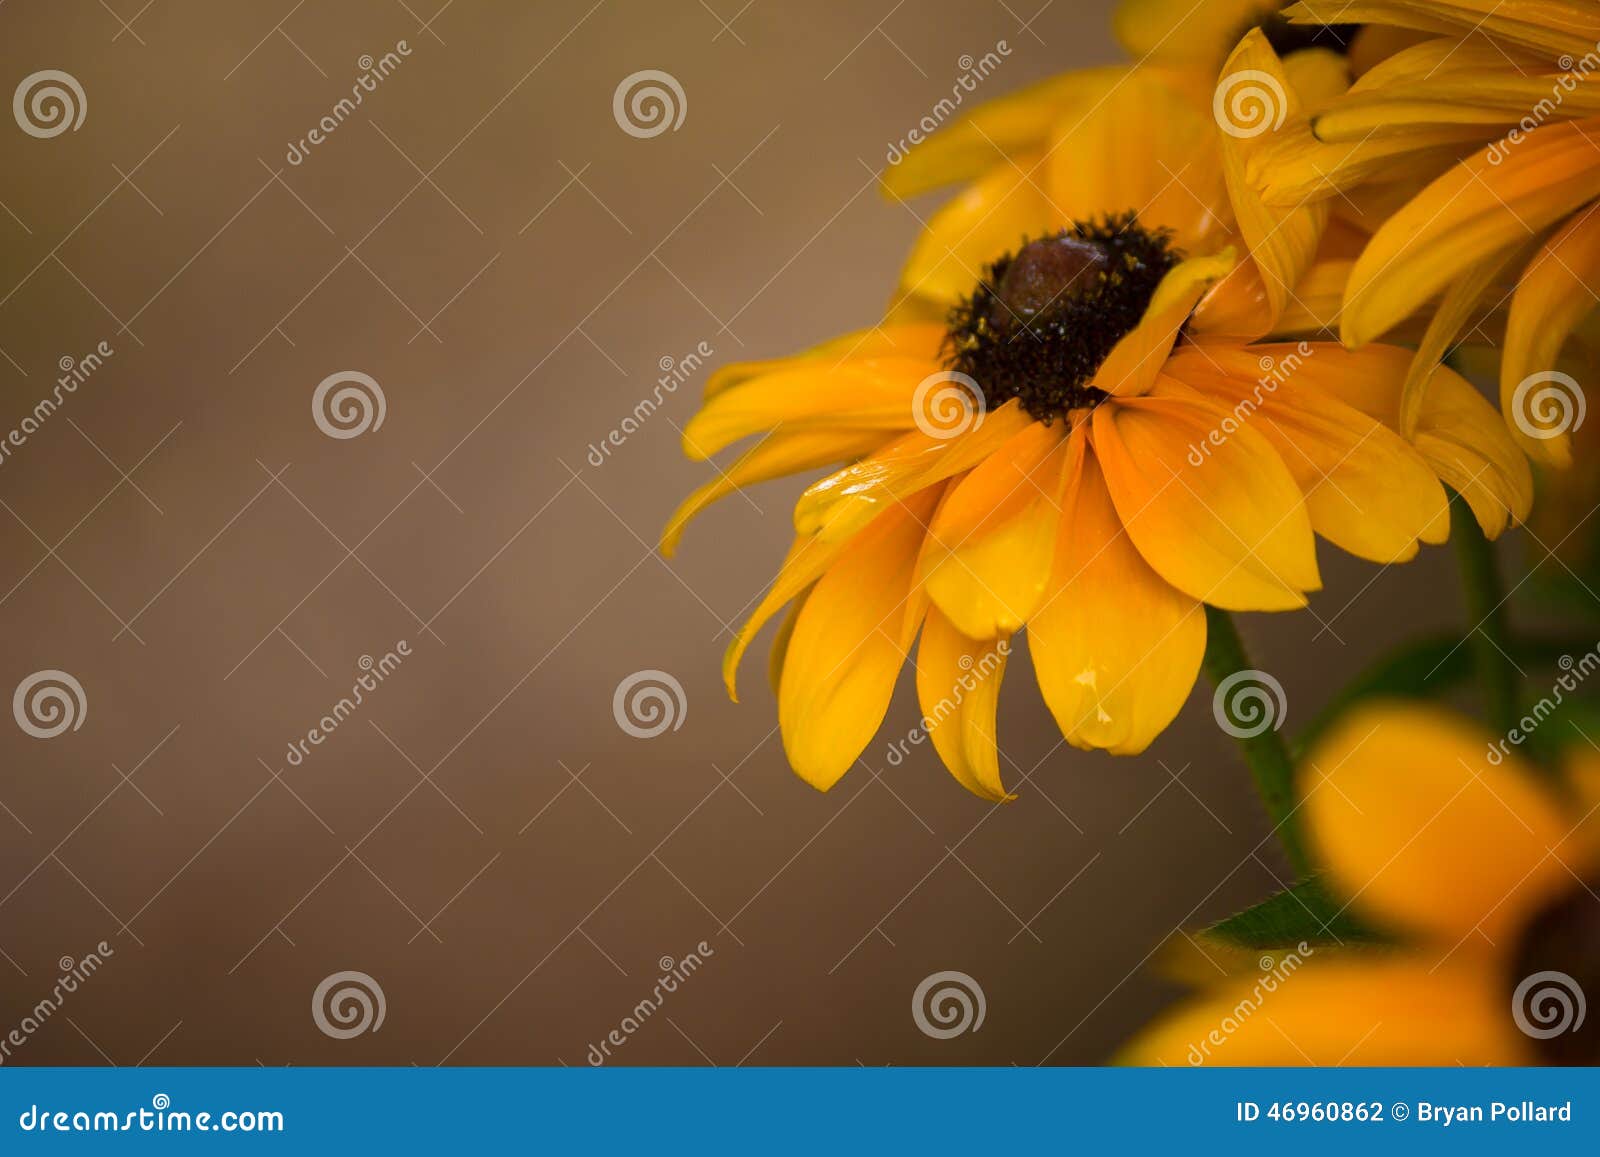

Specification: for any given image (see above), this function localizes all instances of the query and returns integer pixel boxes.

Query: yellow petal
[1093,251,1237,397]
[777,487,941,789]
[794,399,1034,543]
[1091,385,1320,611]
[1302,702,1570,942]
[703,324,945,401]
[1282,1,1600,60]
[1112,0,1279,70]
[1342,118,1600,348]
[683,357,938,460]
[894,156,1052,316]
[661,428,886,556]
[1501,206,1600,467]
[879,66,1125,199]
[1045,70,1226,250]
[723,532,848,702]
[1030,435,1207,754]
[915,607,1013,801]
[1218,31,1333,334]
[1170,344,1451,563]
[920,421,1070,639]
[1316,346,1533,537]
[1120,956,1526,1066]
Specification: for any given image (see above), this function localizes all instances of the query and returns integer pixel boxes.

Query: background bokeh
[0,0,1489,1065]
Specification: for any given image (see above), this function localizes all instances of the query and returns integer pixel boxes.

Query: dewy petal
[793,400,1035,543]
[1045,69,1226,250]
[1302,702,1570,942]
[1502,205,1600,467]
[920,421,1070,639]
[1120,957,1525,1066]
[915,607,1013,801]
[1342,117,1600,348]
[1093,251,1237,397]
[1310,345,1533,537]
[880,66,1126,199]
[1030,432,1207,754]
[1170,344,1451,564]
[1091,383,1320,610]
[777,486,943,790]
[682,356,933,459]
[661,428,886,557]
[1217,31,1333,336]
[894,156,1053,317]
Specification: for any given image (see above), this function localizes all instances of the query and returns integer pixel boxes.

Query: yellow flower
[663,37,1529,800]
[1253,0,1600,467]
[1122,702,1600,1065]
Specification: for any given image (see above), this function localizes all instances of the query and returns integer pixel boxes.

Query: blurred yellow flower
[1122,702,1600,1065]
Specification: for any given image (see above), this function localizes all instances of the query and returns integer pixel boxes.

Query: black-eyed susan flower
[1251,0,1600,467]
[662,36,1530,801]
[1122,702,1600,1065]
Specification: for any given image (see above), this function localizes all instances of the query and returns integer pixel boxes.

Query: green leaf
[1203,876,1386,950]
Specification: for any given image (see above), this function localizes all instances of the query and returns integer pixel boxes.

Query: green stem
[1202,605,1312,879]
[1450,491,1519,734]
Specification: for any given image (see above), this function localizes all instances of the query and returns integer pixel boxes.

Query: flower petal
[1031,436,1207,754]
[778,486,943,790]
[1092,385,1320,611]
[1342,117,1600,348]
[702,324,946,400]
[920,421,1069,638]
[661,428,886,556]
[1112,0,1279,69]
[1093,251,1238,397]
[1302,702,1571,942]
[915,607,1013,801]
[1170,344,1451,563]
[1501,205,1600,467]
[1120,956,1525,1066]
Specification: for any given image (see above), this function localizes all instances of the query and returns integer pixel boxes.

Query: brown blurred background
[0,0,1483,1065]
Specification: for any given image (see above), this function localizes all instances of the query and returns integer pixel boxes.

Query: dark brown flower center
[943,214,1179,422]
[1258,13,1360,57]
[1509,872,1600,1064]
